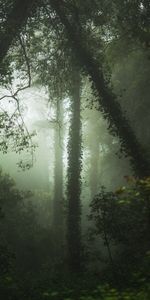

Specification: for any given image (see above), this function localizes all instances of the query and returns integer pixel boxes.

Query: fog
[0,1,150,298]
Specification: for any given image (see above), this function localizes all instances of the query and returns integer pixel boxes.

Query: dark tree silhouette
[0,0,37,63]
[67,67,82,271]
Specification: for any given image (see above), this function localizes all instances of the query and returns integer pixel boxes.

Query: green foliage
[24,282,150,300]
[89,177,150,282]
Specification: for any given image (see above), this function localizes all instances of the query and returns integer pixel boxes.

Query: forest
[0,0,150,299]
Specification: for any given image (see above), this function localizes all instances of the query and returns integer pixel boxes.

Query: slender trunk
[102,210,118,285]
[103,226,118,285]
[39,132,50,192]
[67,68,82,272]
[89,136,100,199]
[53,99,64,254]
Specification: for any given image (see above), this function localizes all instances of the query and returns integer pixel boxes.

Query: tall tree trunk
[53,99,64,255]
[67,67,82,272]
[89,138,100,199]
[38,131,50,193]
[88,112,101,198]
[50,0,150,177]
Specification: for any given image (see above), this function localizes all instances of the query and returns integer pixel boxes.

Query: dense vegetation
[0,0,150,299]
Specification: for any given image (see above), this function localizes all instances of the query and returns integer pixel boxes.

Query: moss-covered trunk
[67,68,82,272]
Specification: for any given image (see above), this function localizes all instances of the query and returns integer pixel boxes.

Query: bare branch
[0,35,35,165]
[18,34,32,90]
[0,33,31,102]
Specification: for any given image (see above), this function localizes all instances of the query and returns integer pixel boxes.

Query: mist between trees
[0,1,150,299]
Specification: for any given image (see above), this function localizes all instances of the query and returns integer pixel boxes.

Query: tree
[67,66,82,271]
[49,0,150,177]
[53,98,64,255]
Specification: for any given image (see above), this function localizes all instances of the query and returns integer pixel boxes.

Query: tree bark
[67,67,82,272]
[53,99,64,254]
[89,138,100,199]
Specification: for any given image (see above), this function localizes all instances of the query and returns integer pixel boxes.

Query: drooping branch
[0,89,35,164]
[0,33,31,102]
[0,32,35,165]
[18,34,31,88]
[49,0,150,177]
[0,92,36,166]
